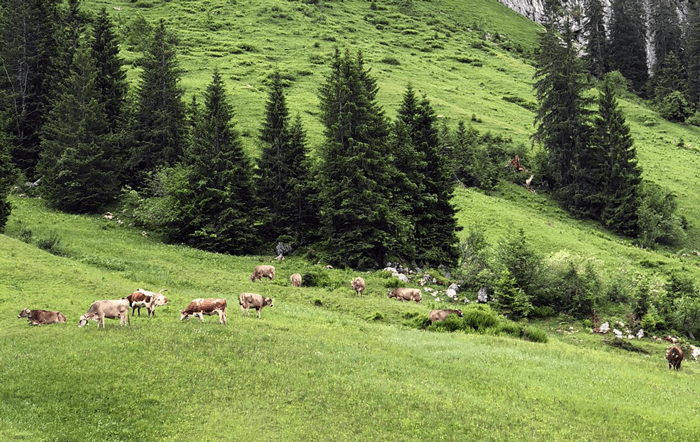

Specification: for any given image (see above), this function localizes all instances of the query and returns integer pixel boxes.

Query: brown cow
[388,287,422,303]
[17,308,66,325]
[351,277,365,296]
[239,293,274,319]
[124,288,169,317]
[250,265,275,282]
[667,346,684,370]
[290,273,302,287]
[78,300,130,328]
[429,309,464,323]
[180,298,227,324]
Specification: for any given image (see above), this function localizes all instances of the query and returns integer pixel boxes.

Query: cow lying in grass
[17,308,66,325]
[429,309,463,323]
[388,287,422,303]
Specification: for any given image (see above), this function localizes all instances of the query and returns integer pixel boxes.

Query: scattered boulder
[636,329,645,339]
[477,287,488,303]
[613,329,623,338]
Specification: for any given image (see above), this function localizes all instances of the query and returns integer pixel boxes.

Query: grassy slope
[2,198,700,441]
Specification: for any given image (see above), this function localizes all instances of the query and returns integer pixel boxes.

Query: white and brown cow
[17,308,66,325]
[124,288,169,317]
[180,298,227,324]
[351,277,365,296]
[290,273,302,287]
[239,293,274,319]
[388,287,422,303]
[250,265,275,282]
[78,299,130,328]
[429,309,463,323]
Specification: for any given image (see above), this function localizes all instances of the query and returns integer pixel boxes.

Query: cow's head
[17,308,31,318]
[456,310,464,317]
[265,297,274,308]
[249,273,256,282]
[180,310,190,321]
[387,290,395,298]
[154,294,168,307]
[78,315,89,328]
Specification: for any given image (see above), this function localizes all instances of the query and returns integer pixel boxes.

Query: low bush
[462,304,499,331]
[521,327,548,343]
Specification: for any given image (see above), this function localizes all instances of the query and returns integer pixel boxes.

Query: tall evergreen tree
[609,0,649,93]
[595,74,642,236]
[130,19,186,187]
[37,44,117,213]
[91,7,128,132]
[0,131,17,232]
[318,49,408,269]
[583,0,608,79]
[0,0,62,178]
[173,69,258,254]
[396,85,460,267]
[684,4,700,109]
[649,0,683,71]
[533,16,593,209]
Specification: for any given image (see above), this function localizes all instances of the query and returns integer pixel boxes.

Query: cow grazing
[124,288,169,317]
[667,346,684,370]
[17,308,66,325]
[388,287,422,303]
[180,298,227,324]
[351,277,365,296]
[239,293,274,319]
[250,265,275,282]
[429,309,464,323]
[78,299,130,328]
[290,273,302,287]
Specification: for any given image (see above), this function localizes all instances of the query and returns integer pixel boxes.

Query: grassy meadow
[4,0,700,439]
[1,196,699,441]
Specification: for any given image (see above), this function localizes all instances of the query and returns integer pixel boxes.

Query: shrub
[636,181,686,248]
[368,311,384,321]
[19,226,33,244]
[530,306,555,318]
[36,231,62,254]
[380,56,400,65]
[522,327,548,343]
[302,268,333,288]
[428,313,464,332]
[462,304,499,331]
[499,320,522,337]
[658,91,692,122]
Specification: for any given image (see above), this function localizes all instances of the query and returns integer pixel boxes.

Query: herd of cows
[14,264,687,370]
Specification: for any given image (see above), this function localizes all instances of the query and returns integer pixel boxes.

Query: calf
[388,287,422,303]
[17,308,66,325]
[429,309,464,323]
[667,346,684,370]
[250,265,275,282]
[78,299,130,328]
[124,288,168,317]
[351,277,365,296]
[290,273,302,287]
[239,293,274,319]
[180,298,227,324]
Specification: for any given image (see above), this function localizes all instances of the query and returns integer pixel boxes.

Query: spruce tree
[0,0,62,178]
[255,71,319,247]
[595,75,642,236]
[583,0,608,79]
[395,85,460,267]
[174,69,258,254]
[686,5,700,109]
[649,0,683,71]
[317,49,408,269]
[533,17,593,209]
[0,131,16,232]
[37,44,117,213]
[130,20,187,187]
[609,0,649,93]
[92,7,128,132]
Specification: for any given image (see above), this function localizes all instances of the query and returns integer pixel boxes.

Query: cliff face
[496,0,688,69]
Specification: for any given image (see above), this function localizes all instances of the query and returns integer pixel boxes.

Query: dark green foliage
[427,313,464,332]
[686,6,700,109]
[256,71,319,248]
[666,273,698,299]
[636,181,686,248]
[595,75,642,236]
[461,304,499,331]
[91,8,128,133]
[583,0,608,79]
[533,17,593,206]
[455,227,493,294]
[672,296,700,339]
[0,0,62,178]
[530,306,555,319]
[608,0,648,93]
[493,269,533,320]
[317,49,408,269]
[521,327,548,343]
[658,91,692,122]
[130,20,187,187]
[37,45,118,213]
[170,70,258,254]
[395,85,460,267]
[495,228,545,304]
[0,132,16,232]
[652,52,687,113]
[556,262,599,319]
[649,0,682,74]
